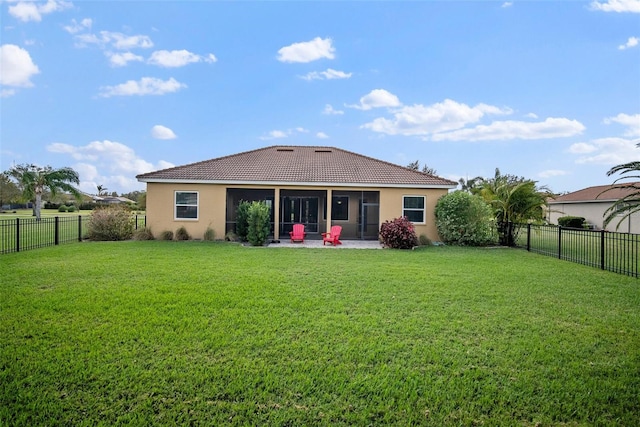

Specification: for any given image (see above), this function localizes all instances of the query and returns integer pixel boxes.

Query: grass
[516,224,639,276]
[1,242,639,426]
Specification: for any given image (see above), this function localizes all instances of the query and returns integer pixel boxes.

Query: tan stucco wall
[146,183,227,240]
[144,182,450,241]
[549,202,640,234]
[379,187,449,242]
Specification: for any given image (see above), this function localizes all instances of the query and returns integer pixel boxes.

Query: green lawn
[1,242,639,426]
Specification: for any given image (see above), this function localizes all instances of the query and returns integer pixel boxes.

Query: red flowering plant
[379,216,418,249]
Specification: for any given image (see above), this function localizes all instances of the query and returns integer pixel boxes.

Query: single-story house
[547,183,640,234]
[92,196,135,205]
[136,145,458,241]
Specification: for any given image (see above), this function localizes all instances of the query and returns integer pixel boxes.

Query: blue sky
[1,0,639,195]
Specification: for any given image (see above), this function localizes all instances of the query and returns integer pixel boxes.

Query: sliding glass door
[281,196,319,234]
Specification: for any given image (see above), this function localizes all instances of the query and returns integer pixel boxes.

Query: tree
[407,160,437,175]
[603,143,640,230]
[0,173,21,207]
[473,168,552,246]
[96,184,108,196]
[5,164,81,220]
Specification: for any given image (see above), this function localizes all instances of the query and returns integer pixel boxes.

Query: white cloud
[47,140,174,192]
[277,37,335,63]
[618,36,639,49]
[8,0,72,22]
[63,18,92,34]
[98,77,186,97]
[258,128,311,140]
[538,169,569,178]
[362,98,511,136]
[260,130,289,140]
[316,132,329,139]
[568,142,598,154]
[106,51,144,67]
[572,137,640,164]
[501,2,513,7]
[525,112,539,119]
[349,89,401,111]
[75,31,153,50]
[151,125,177,140]
[148,49,217,67]
[1,88,17,98]
[323,104,344,115]
[590,0,640,12]
[300,68,352,81]
[604,112,640,137]
[0,44,40,92]
[431,117,585,141]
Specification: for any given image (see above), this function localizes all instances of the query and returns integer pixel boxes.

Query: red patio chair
[322,225,342,246]
[289,223,306,243]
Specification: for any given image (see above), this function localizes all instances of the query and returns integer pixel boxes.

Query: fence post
[601,230,605,271]
[16,218,20,253]
[558,226,562,259]
[527,223,531,251]
[78,215,83,242]
[55,216,59,246]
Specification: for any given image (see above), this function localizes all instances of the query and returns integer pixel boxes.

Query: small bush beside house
[558,216,586,228]
[379,217,418,249]
[246,201,271,246]
[434,191,497,246]
[87,205,134,241]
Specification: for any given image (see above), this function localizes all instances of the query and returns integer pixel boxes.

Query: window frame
[175,191,199,220]
[402,195,426,224]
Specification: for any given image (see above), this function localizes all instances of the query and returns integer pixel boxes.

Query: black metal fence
[0,215,146,255]
[515,223,639,278]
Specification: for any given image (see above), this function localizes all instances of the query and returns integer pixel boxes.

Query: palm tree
[475,168,552,245]
[6,164,81,220]
[603,143,640,229]
[96,184,108,196]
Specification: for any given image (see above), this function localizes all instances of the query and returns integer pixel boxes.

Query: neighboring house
[136,145,457,241]
[92,196,135,205]
[548,183,640,234]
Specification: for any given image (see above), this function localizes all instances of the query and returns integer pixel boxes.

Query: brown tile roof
[137,145,458,188]
[550,182,640,203]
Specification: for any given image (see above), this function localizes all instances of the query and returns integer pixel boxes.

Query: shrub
[434,191,497,246]
[87,206,134,241]
[58,205,68,213]
[175,226,191,241]
[133,228,154,241]
[159,230,174,241]
[204,227,215,241]
[235,201,251,242]
[558,216,586,228]
[379,217,418,249]
[418,234,432,246]
[79,202,97,210]
[246,201,271,246]
[67,205,77,212]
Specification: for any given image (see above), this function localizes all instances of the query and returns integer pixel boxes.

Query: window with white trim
[403,195,425,223]
[175,191,198,220]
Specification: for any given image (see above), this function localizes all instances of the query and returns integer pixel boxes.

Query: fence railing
[515,223,639,278]
[0,215,146,255]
